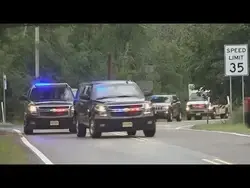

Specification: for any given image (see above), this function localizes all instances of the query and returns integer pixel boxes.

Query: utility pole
[107,53,112,80]
[35,26,40,78]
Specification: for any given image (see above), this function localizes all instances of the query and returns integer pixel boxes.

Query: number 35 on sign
[224,44,249,76]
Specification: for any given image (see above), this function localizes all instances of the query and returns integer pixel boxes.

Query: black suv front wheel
[89,119,102,138]
[23,120,33,135]
[143,122,156,137]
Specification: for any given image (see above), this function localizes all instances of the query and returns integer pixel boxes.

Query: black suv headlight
[28,104,37,114]
[143,101,153,114]
[95,104,107,116]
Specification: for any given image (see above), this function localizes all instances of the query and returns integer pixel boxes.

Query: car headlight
[186,106,190,111]
[208,106,213,110]
[144,102,152,110]
[70,106,75,114]
[95,104,106,112]
[163,106,169,110]
[28,105,37,114]
[144,102,153,114]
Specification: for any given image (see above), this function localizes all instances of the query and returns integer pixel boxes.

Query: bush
[232,106,243,124]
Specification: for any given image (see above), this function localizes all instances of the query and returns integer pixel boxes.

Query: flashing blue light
[96,86,107,93]
[35,83,53,86]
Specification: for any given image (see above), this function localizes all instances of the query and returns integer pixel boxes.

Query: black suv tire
[23,120,33,135]
[143,122,156,137]
[89,119,102,138]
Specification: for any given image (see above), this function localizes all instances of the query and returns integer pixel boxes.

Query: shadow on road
[31,132,72,135]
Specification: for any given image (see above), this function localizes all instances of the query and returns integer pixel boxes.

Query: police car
[74,80,156,138]
[19,83,76,135]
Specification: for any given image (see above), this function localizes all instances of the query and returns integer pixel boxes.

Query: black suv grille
[108,104,143,117]
[38,106,69,117]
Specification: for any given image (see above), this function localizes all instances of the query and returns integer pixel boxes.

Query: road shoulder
[0,130,43,164]
[192,123,250,135]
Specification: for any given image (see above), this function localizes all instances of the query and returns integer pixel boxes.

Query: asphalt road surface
[13,119,250,164]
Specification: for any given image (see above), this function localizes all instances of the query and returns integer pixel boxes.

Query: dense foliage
[0,24,250,120]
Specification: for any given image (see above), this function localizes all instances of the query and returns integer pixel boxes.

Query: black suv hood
[96,97,145,105]
[32,101,73,106]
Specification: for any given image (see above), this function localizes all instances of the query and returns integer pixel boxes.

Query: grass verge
[0,131,31,164]
[192,123,250,134]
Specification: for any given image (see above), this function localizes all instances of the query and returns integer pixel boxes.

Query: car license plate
[50,121,59,126]
[122,122,133,127]
[196,113,201,116]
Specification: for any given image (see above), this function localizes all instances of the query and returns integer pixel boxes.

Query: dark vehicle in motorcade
[150,94,182,122]
[19,83,76,135]
[74,80,156,138]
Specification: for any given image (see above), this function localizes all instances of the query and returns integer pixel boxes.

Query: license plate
[122,122,133,127]
[196,113,201,116]
[50,121,59,126]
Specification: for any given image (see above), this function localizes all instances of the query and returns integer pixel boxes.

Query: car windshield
[94,83,144,99]
[151,96,171,103]
[189,93,207,101]
[30,86,74,102]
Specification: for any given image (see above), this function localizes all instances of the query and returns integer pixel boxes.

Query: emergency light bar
[50,108,68,112]
[112,107,141,113]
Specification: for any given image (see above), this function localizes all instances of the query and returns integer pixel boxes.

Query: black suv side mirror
[80,94,90,100]
[19,95,28,101]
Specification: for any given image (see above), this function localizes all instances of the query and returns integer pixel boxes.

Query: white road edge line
[13,129,53,165]
[214,158,232,164]
[202,159,220,164]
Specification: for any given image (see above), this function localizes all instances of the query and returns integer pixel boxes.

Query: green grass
[0,131,30,164]
[192,123,250,134]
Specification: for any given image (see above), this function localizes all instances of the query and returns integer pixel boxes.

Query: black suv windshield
[151,96,171,103]
[30,86,74,102]
[94,83,144,99]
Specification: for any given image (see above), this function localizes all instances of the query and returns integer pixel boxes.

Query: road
[13,119,250,164]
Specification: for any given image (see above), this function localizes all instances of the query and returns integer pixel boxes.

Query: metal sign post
[1,102,5,123]
[2,73,7,123]
[35,26,40,78]
[242,76,245,124]
[224,44,248,124]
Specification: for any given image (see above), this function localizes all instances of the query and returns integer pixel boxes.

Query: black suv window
[151,96,171,103]
[172,95,178,101]
[93,83,144,99]
[29,86,74,102]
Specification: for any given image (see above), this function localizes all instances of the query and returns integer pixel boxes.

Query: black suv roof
[79,80,135,86]
[31,83,70,89]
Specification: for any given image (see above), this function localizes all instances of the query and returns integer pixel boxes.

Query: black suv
[74,80,156,138]
[150,94,182,122]
[19,83,76,135]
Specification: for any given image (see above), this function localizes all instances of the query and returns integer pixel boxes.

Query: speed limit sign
[224,44,248,76]
[224,44,248,125]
